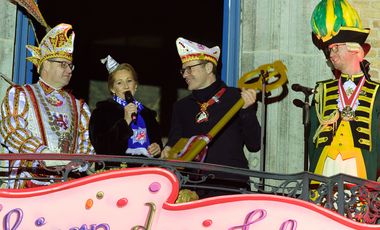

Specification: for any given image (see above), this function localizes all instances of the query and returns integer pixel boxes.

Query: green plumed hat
[311,0,370,50]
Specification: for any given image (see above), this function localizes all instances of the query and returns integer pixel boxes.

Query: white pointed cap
[100,55,119,73]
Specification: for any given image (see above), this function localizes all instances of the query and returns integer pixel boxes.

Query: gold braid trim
[363,81,379,151]
[313,83,339,143]
[19,136,41,153]
[313,109,339,143]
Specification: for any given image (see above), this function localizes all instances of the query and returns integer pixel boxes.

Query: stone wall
[352,0,380,81]
[0,1,17,101]
[240,0,328,174]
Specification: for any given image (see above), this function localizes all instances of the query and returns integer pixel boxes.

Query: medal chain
[34,84,75,150]
[338,76,365,109]
[197,87,226,112]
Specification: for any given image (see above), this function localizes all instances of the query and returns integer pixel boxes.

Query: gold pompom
[175,189,199,203]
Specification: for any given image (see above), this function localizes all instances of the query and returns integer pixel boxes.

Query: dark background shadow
[35,0,223,136]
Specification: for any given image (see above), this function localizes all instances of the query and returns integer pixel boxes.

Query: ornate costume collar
[38,79,64,96]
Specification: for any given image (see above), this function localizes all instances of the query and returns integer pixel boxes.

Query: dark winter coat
[89,99,162,156]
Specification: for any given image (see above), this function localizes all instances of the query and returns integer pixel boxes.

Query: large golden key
[238,60,287,93]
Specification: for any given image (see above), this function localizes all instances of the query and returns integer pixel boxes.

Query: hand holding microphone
[124,91,137,124]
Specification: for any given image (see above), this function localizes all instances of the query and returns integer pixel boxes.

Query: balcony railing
[0,153,379,225]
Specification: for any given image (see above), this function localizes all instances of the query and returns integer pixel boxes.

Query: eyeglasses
[179,62,205,75]
[48,60,75,71]
[327,43,346,55]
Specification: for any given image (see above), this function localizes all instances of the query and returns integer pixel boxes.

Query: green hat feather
[311,0,370,49]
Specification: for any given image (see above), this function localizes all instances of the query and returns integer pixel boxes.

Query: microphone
[124,91,137,123]
[291,84,316,95]
[293,99,305,108]
[293,99,311,125]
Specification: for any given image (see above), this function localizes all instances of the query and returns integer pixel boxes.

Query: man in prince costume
[0,23,94,188]
[308,0,380,181]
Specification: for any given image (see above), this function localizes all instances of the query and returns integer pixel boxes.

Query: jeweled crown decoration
[176,37,220,66]
[26,23,75,73]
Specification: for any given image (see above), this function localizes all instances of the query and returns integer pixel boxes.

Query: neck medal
[338,76,365,121]
[195,87,226,124]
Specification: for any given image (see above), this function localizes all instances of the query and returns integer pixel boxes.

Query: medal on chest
[196,103,209,123]
[195,88,226,124]
[338,76,365,121]
[46,93,64,106]
[341,106,355,121]
[58,132,73,153]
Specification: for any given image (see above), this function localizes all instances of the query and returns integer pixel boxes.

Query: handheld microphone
[291,84,316,95]
[124,91,137,123]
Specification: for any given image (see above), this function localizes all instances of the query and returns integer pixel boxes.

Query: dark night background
[33,0,223,136]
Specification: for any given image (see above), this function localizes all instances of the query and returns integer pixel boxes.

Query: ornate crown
[26,23,75,73]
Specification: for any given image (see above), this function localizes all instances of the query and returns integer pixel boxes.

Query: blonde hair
[346,42,364,58]
[107,63,138,94]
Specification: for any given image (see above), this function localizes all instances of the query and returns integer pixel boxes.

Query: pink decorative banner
[0,167,378,229]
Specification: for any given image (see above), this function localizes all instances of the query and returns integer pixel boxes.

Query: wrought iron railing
[0,154,379,224]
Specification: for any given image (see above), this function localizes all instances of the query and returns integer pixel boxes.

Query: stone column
[241,0,331,174]
[0,1,17,100]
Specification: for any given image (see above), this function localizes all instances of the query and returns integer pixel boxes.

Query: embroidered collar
[340,73,364,82]
[38,79,64,96]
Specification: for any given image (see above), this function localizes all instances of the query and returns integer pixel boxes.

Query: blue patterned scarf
[113,95,151,157]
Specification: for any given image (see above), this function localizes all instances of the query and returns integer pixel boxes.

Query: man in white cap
[0,23,94,188]
[162,37,261,197]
